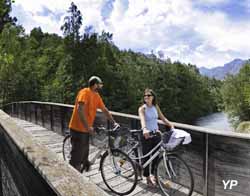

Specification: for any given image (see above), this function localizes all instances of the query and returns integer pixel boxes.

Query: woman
[138,88,174,186]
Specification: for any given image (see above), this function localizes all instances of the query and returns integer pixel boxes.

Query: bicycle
[62,124,138,195]
[123,129,194,196]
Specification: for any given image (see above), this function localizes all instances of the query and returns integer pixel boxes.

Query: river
[195,112,234,132]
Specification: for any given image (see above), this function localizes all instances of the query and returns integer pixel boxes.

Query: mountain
[199,59,247,80]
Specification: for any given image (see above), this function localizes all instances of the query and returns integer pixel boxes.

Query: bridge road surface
[13,118,201,196]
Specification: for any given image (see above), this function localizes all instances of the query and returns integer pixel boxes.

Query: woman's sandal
[146,176,156,187]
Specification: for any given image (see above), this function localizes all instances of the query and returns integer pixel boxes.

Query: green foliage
[0,1,221,123]
[236,121,250,133]
[221,62,250,126]
[0,24,27,104]
[61,2,82,41]
[0,0,16,32]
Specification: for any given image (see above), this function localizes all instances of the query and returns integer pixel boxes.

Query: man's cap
[88,76,103,86]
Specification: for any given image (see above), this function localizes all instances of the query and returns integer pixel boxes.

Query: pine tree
[0,0,17,33]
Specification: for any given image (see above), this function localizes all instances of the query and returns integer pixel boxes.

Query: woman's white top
[144,104,159,131]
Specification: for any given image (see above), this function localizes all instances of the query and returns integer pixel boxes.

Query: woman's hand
[143,129,151,139]
[167,123,174,130]
[156,130,162,136]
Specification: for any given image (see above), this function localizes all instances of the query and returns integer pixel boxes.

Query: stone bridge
[1,101,250,196]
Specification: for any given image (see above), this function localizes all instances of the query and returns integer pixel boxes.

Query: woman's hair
[143,88,157,105]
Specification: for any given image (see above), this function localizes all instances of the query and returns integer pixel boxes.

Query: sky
[11,0,250,68]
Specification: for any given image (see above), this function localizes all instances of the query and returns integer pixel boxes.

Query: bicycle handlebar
[95,123,121,133]
[112,123,120,132]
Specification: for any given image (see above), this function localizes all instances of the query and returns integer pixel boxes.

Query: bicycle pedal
[162,180,171,189]
[118,159,126,166]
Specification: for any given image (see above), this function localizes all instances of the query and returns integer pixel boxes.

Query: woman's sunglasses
[144,94,153,97]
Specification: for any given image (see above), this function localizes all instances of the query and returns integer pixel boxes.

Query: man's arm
[77,102,90,130]
[101,107,116,124]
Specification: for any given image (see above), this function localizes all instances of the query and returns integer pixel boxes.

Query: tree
[61,2,82,41]
[221,62,250,126]
[0,25,24,104]
[0,1,221,124]
[59,2,85,102]
[0,0,16,32]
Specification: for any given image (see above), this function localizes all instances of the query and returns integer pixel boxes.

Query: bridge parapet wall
[0,109,108,196]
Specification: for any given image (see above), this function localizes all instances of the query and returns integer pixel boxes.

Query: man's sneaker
[80,160,92,173]
[84,160,92,172]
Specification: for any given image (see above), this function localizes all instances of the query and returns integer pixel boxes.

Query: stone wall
[0,109,108,196]
[1,160,21,196]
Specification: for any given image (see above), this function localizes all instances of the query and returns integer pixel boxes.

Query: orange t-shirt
[69,88,105,132]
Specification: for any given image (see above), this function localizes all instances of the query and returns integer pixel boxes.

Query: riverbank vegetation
[221,63,250,129]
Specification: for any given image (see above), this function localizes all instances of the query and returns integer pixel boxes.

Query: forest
[0,1,249,127]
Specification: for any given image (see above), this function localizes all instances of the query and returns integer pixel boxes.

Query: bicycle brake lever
[113,123,120,131]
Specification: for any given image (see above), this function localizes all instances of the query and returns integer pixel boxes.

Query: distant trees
[0,25,26,103]
[0,1,221,123]
[221,62,250,126]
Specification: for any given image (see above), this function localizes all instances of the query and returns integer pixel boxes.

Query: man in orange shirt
[69,76,118,172]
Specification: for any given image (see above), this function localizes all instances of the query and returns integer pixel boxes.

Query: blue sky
[11,0,250,68]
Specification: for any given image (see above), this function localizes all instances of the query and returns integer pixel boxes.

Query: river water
[195,112,234,132]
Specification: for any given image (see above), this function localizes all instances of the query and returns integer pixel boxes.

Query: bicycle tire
[100,149,138,195]
[156,154,194,196]
[126,147,142,179]
[62,134,71,161]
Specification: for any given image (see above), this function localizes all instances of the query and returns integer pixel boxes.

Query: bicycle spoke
[100,149,137,195]
[156,154,194,196]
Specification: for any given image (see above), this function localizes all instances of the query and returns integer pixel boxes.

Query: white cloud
[194,0,229,4]
[12,0,105,34]
[193,11,250,52]
[13,0,68,15]
[106,0,194,50]
[11,0,250,68]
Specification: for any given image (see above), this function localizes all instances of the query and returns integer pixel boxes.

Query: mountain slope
[199,59,247,80]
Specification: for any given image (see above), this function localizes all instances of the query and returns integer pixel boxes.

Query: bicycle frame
[127,136,163,170]
[89,136,108,164]
[162,150,174,178]
[141,141,162,169]
[89,127,116,164]
[127,132,182,172]
[124,130,194,196]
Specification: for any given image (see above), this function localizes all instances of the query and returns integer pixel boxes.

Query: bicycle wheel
[125,145,143,179]
[156,154,194,196]
[100,149,138,195]
[62,134,71,161]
